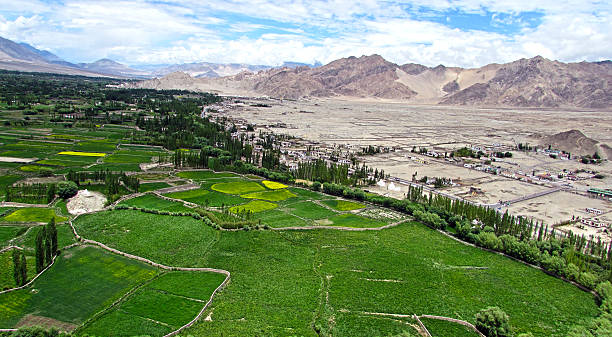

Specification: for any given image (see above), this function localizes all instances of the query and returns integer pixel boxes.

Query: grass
[134,173,170,180]
[230,200,278,214]
[0,175,22,198]
[322,199,367,211]
[74,210,218,266]
[288,201,338,220]
[118,194,194,213]
[165,189,245,208]
[1,208,67,223]
[262,180,288,189]
[138,182,171,192]
[211,181,265,195]
[83,163,142,172]
[0,226,27,247]
[79,310,172,337]
[72,141,117,153]
[420,317,480,337]
[64,210,601,336]
[57,151,107,157]
[81,271,226,336]
[177,170,238,180]
[241,189,297,202]
[252,209,308,227]
[18,165,53,172]
[0,245,157,328]
[13,224,76,253]
[103,153,152,164]
[327,213,387,228]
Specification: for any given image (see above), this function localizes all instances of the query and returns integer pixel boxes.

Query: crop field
[252,209,308,227]
[230,200,278,213]
[241,189,297,202]
[80,271,226,337]
[322,199,367,211]
[13,224,76,252]
[83,163,142,172]
[420,317,479,337]
[74,210,218,266]
[0,245,157,328]
[72,212,598,336]
[57,151,107,157]
[287,201,337,220]
[103,153,152,164]
[211,181,265,194]
[0,225,26,246]
[118,194,194,213]
[262,180,288,189]
[72,141,118,153]
[177,170,238,180]
[327,213,388,228]
[1,208,67,223]
[138,182,172,192]
[0,175,22,197]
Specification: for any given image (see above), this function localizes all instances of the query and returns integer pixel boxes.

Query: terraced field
[71,210,599,337]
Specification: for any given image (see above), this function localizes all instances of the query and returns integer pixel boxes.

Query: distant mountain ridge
[125,54,612,109]
[1,36,611,108]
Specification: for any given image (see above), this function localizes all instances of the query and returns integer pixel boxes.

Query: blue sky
[0,0,610,67]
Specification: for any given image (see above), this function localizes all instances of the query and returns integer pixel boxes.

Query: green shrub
[57,181,78,199]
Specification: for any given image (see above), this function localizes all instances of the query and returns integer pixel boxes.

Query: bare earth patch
[16,314,77,332]
[66,189,107,215]
[0,156,36,163]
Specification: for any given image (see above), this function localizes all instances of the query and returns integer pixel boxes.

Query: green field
[177,170,238,180]
[118,194,194,213]
[288,201,338,220]
[163,188,246,207]
[327,213,388,228]
[322,199,367,211]
[211,181,265,194]
[0,245,157,328]
[253,209,309,227]
[12,224,76,253]
[73,209,598,337]
[230,200,278,213]
[103,153,152,164]
[81,271,226,336]
[420,317,480,337]
[241,189,297,202]
[0,226,26,247]
[74,210,218,266]
[1,208,67,223]
[138,182,172,192]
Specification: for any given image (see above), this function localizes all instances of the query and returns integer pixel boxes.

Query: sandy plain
[222,97,612,235]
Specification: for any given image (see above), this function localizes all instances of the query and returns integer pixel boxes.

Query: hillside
[126,54,612,108]
[538,129,603,157]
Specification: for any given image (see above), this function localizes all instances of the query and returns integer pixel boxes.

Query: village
[203,97,612,244]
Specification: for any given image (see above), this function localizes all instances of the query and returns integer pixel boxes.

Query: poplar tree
[19,251,27,286]
[48,218,58,255]
[12,249,21,286]
[44,225,52,266]
[35,228,45,273]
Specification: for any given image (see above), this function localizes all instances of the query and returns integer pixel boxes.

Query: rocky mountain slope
[538,130,600,156]
[127,54,612,109]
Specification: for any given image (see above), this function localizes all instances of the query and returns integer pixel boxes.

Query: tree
[35,227,45,273]
[19,251,27,286]
[43,226,52,266]
[48,218,58,255]
[475,307,511,337]
[56,181,78,199]
[12,249,21,286]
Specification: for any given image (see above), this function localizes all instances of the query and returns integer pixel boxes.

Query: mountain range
[1,36,611,109]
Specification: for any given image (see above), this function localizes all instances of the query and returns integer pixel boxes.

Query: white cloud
[0,0,610,67]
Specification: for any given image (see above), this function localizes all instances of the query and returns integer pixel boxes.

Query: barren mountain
[77,59,150,79]
[539,129,602,157]
[441,56,612,108]
[126,54,612,108]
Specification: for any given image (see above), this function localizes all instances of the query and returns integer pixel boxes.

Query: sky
[0,0,610,68]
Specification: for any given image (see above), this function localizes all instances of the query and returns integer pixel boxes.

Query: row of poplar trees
[35,219,58,274]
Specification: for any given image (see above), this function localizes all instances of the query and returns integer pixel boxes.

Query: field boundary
[68,216,231,337]
[419,314,485,337]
